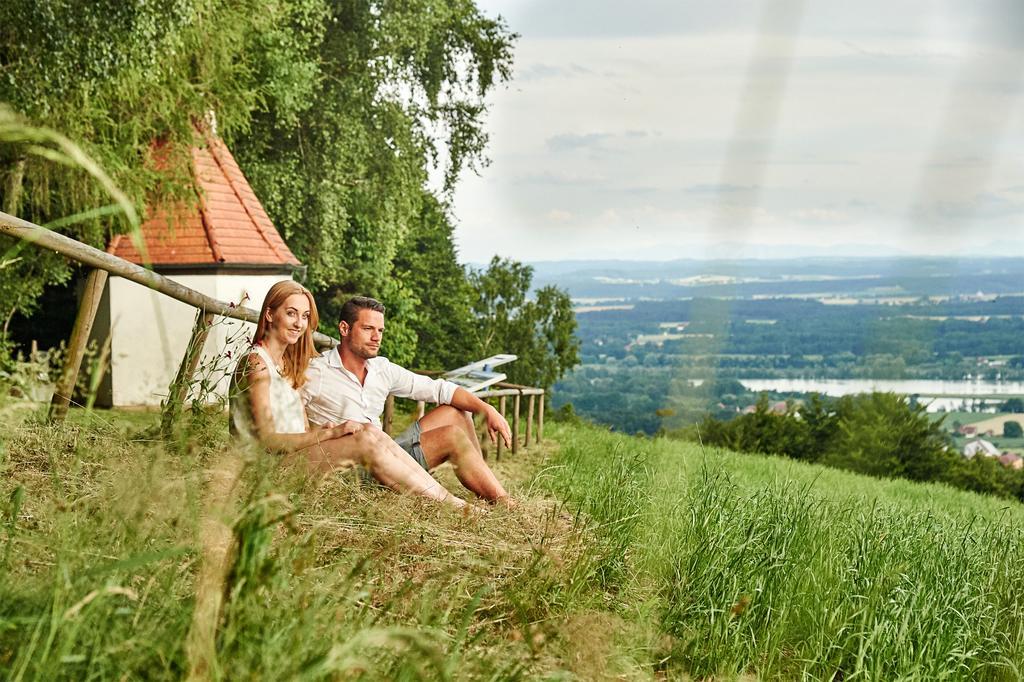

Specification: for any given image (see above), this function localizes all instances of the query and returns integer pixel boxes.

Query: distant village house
[998,453,1023,470]
[962,439,1001,459]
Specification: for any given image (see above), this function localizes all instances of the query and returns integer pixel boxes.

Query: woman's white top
[230,345,307,439]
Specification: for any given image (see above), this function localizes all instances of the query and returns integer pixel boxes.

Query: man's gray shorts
[393,420,430,471]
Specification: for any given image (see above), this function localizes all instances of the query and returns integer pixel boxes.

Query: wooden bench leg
[512,391,521,455]
[525,394,535,449]
[161,310,214,436]
[538,393,545,443]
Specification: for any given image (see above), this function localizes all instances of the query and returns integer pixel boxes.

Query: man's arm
[449,387,512,448]
[387,360,456,404]
[385,362,511,446]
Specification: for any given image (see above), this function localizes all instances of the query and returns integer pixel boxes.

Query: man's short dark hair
[339,296,386,327]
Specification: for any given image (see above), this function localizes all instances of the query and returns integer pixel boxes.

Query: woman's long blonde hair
[252,280,320,389]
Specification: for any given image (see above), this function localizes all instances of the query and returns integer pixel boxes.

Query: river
[738,378,1024,412]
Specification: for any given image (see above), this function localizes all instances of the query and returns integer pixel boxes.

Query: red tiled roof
[109,127,301,268]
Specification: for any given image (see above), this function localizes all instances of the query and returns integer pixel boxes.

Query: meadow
[545,423,1024,680]
[3,405,1024,680]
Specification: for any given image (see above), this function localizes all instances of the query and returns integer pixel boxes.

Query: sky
[450,0,1024,262]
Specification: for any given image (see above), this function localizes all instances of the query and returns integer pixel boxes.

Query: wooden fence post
[383,394,395,436]
[161,310,215,435]
[84,335,112,411]
[512,390,521,455]
[538,392,545,443]
[525,394,535,448]
[497,395,507,459]
[49,268,108,422]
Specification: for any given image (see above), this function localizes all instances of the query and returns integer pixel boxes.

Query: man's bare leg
[418,406,510,503]
[287,429,465,507]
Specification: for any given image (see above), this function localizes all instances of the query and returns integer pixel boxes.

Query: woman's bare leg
[289,429,464,507]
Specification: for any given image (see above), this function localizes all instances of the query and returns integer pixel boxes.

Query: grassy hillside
[0,407,656,680]
[544,421,1024,679]
[2,407,1024,679]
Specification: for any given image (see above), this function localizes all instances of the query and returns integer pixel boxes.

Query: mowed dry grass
[0,406,657,680]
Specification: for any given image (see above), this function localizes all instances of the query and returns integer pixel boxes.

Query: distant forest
[554,294,1024,433]
[578,296,1024,366]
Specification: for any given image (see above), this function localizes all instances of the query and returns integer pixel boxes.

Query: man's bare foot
[493,495,518,510]
[463,502,489,516]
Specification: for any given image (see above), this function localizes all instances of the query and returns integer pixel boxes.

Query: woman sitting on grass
[230,280,467,508]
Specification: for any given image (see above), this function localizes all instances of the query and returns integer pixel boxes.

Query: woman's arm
[240,353,362,452]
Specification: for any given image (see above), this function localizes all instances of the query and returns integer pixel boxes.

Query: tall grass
[545,421,1024,679]
[543,434,653,592]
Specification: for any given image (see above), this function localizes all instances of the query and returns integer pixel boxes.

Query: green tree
[823,393,951,482]
[794,393,839,462]
[0,0,319,348]
[391,194,475,370]
[693,393,825,461]
[0,0,269,218]
[2,0,516,369]
[469,257,579,388]
[0,107,142,358]
[697,395,778,454]
[688,391,1024,501]
[232,0,515,363]
[943,454,1024,501]
[1001,398,1024,413]
[1004,420,1023,438]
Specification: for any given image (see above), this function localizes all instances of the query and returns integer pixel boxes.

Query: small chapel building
[93,127,302,407]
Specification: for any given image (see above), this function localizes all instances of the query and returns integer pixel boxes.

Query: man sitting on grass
[301,296,514,505]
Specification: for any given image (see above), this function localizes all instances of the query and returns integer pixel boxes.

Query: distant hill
[522,256,1024,301]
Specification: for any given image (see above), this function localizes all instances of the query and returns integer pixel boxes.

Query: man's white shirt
[302,347,459,428]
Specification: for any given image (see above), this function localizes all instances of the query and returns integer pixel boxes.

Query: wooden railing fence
[0,210,544,454]
[0,210,336,421]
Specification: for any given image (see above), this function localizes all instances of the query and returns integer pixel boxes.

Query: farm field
[932,410,996,426]
[957,413,1024,436]
[3,407,1024,679]
[932,411,1024,452]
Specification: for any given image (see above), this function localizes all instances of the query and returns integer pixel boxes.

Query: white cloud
[545,209,574,222]
[789,208,847,223]
[454,1,1024,261]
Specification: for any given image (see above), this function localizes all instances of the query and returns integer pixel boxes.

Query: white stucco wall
[105,272,293,406]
